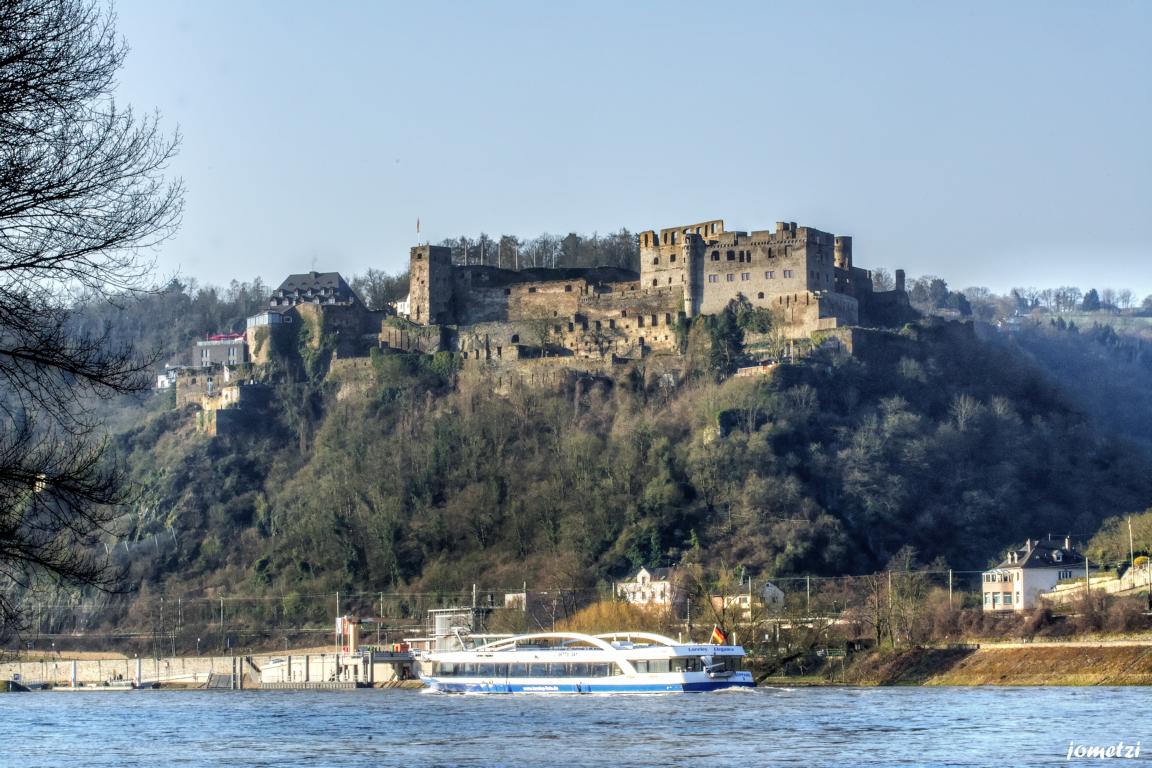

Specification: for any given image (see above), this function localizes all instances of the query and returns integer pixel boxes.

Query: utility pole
[948,569,953,608]
[1128,517,1135,569]
[1085,550,1092,613]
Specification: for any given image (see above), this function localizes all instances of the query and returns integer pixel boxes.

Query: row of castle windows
[711,247,791,262]
[650,253,678,265]
[706,269,793,283]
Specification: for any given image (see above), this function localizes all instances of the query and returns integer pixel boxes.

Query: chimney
[1025,539,1033,554]
[1064,535,1073,551]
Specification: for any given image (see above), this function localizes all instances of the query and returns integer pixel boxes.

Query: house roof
[625,566,674,582]
[994,539,1087,570]
[276,271,350,293]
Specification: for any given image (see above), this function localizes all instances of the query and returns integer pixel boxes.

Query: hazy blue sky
[114,1,1151,300]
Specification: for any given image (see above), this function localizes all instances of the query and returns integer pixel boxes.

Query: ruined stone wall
[379,321,445,354]
[506,279,584,322]
[175,369,220,408]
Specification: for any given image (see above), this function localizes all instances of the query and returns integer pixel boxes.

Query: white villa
[982,538,1095,611]
[616,567,682,609]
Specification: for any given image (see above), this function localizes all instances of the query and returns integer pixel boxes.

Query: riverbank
[829,641,1152,686]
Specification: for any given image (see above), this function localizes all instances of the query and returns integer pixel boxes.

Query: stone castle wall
[402,218,904,362]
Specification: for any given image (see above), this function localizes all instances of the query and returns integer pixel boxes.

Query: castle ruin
[404,218,907,362]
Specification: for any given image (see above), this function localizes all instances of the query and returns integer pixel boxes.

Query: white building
[982,538,1094,612]
[616,567,681,609]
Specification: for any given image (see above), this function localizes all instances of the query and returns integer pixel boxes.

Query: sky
[113,0,1152,300]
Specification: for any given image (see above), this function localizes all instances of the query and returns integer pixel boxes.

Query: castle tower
[834,236,853,271]
[409,245,453,325]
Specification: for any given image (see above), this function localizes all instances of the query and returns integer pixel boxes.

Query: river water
[1,686,1147,767]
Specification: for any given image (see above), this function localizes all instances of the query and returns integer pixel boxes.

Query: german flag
[709,625,728,645]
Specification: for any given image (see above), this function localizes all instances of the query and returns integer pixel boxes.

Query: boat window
[509,663,529,677]
[590,664,611,677]
[463,664,477,676]
[646,659,671,674]
[633,660,648,673]
[548,663,569,677]
[494,665,509,678]
[569,663,589,677]
[477,664,496,677]
[529,663,551,677]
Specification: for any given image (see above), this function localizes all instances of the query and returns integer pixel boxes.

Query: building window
[708,274,718,283]
[766,271,774,279]
[670,254,677,262]
[783,270,793,278]
[652,257,659,265]
[726,274,734,282]
[726,251,735,261]
[564,284,572,292]
[528,287,537,293]
[757,292,764,299]
[711,251,720,261]
[740,273,750,281]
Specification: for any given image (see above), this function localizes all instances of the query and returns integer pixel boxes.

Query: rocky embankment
[839,642,1152,686]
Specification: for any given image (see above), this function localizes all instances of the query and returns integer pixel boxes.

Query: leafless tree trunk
[0,0,183,639]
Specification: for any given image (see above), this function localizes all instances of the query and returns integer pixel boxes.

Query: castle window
[741,273,750,281]
[757,292,765,299]
[511,334,520,343]
[637,316,644,328]
[711,251,720,261]
[708,274,718,283]
[564,284,572,292]
[766,271,774,279]
[784,270,793,278]
[652,257,659,265]
[726,274,734,282]
[609,319,616,329]
[529,287,537,293]
[652,279,658,287]
[416,254,423,260]
[670,254,677,262]
[726,250,735,261]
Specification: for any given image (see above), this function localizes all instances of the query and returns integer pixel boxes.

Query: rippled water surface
[2,686,1148,767]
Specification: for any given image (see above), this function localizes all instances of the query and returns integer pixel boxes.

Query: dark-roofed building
[982,538,1096,611]
[269,271,359,308]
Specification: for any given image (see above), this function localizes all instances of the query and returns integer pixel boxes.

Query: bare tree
[0,0,183,638]
[871,268,895,292]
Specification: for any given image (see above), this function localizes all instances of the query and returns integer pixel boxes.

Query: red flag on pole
[709,625,728,644]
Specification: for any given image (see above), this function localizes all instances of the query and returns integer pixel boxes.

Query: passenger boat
[417,631,754,693]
